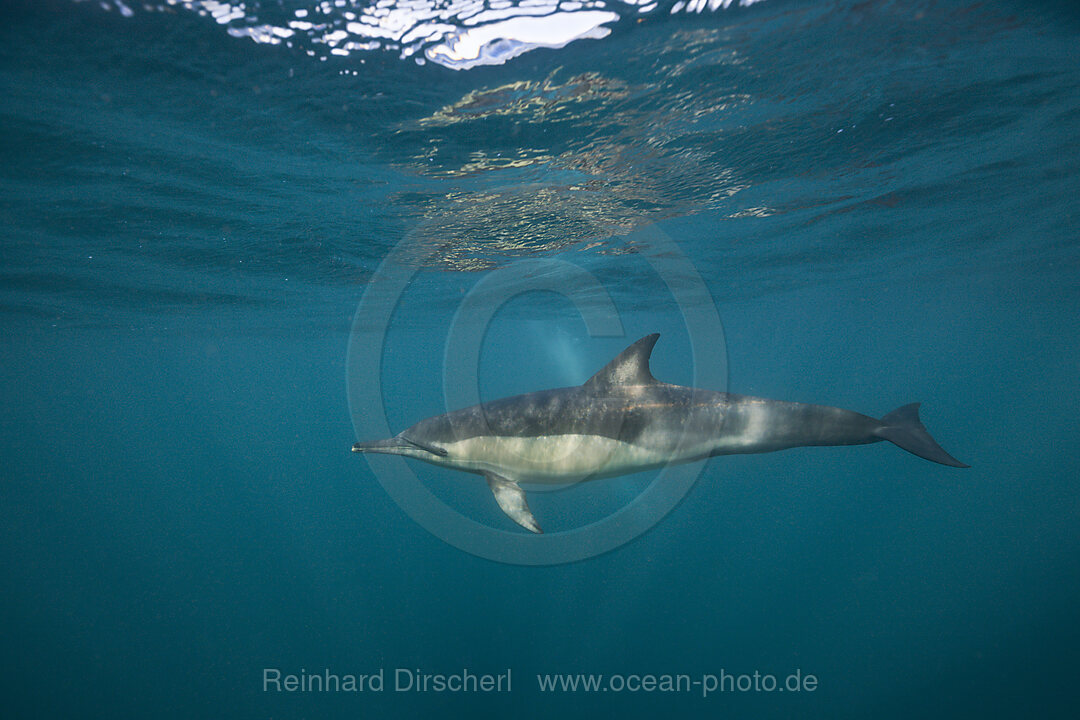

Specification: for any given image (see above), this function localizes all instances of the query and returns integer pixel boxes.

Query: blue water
[3,0,1079,716]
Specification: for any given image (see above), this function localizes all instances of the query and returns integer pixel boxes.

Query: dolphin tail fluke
[875,403,969,468]
[486,473,543,534]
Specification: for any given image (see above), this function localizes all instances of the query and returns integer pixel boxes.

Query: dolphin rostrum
[352,334,967,533]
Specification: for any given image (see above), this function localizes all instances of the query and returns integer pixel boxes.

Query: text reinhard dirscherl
[262,668,819,697]
[263,668,511,694]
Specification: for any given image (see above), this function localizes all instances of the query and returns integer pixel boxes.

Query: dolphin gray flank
[352,334,968,533]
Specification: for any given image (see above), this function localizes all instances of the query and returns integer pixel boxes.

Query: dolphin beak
[351,438,412,454]
[351,436,448,457]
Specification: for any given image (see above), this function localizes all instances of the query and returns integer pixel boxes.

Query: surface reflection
[396,54,750,269]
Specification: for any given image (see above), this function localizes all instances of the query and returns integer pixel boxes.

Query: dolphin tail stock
[874,403,969,468]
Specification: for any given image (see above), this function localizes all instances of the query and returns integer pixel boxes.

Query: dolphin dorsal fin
[583,334,660,391]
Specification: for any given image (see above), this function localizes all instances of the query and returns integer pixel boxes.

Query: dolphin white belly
[439,434,691,484]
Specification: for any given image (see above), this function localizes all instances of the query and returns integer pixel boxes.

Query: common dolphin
[352,334,967,533]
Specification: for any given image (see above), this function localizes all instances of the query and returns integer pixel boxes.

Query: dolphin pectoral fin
[485,473,542,534]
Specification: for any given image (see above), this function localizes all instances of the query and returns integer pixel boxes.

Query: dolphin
[352,334,967,533]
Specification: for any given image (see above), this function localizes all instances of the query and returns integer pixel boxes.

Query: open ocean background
[2,0,1079,717]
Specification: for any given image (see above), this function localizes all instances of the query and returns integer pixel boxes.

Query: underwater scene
[2,0,1078,717]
